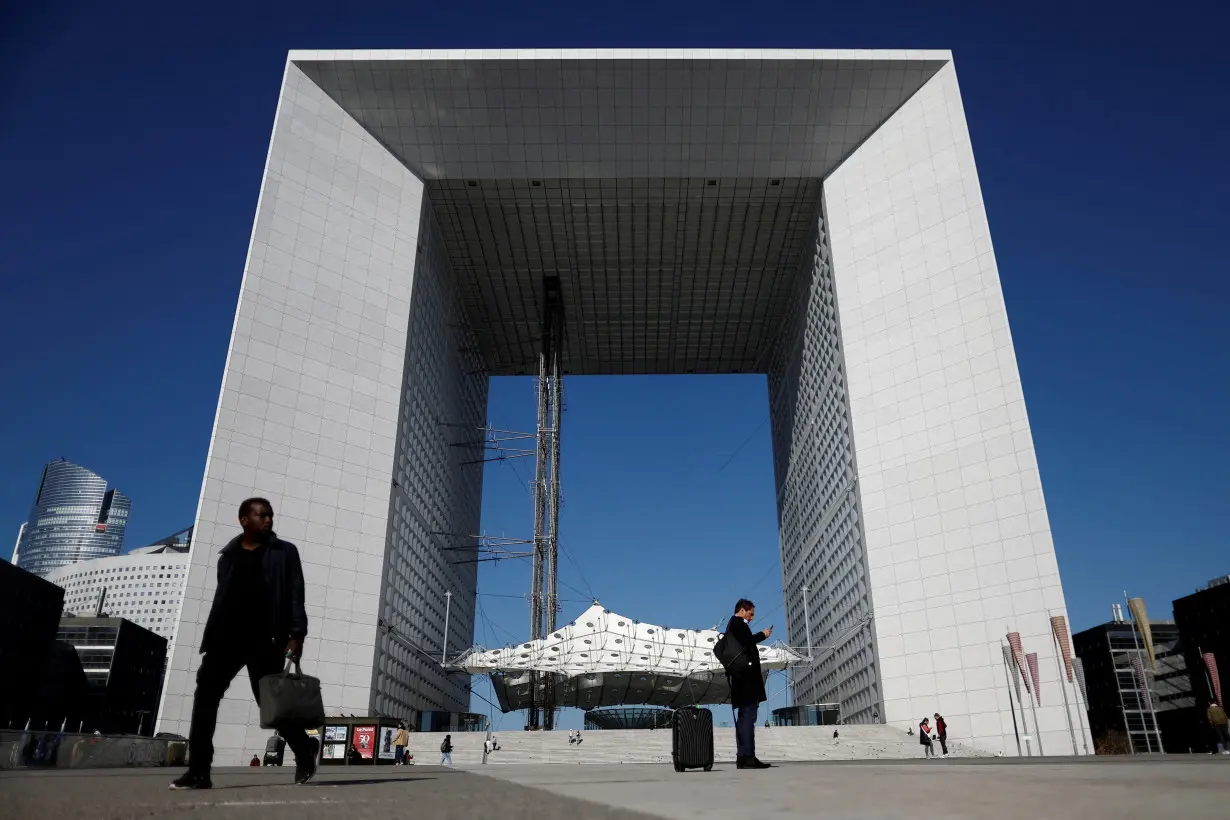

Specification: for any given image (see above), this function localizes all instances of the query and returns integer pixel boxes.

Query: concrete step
[399,726,984,766]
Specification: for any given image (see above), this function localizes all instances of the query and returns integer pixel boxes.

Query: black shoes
[169,770,212,790]
[170,760,314,789]
[736,756,772,769]
[294,758,317,785]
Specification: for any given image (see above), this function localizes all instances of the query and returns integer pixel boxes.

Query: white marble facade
[156,62,461,763]
[158,50,1087,762]
[824,62,1086,753]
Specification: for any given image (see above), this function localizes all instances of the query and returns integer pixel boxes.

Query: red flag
[1050,615,1073,683]
[1026,652,1041,706]
[1204,652,1223,707]
[1007,632,1030,693]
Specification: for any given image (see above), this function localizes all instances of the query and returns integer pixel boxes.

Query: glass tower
[14,459,131,577]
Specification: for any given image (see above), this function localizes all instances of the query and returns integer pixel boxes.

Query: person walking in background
[725,598,773,769]
[249,755,260,767]
[440,734,453,766]
[1207,701,1229,753]
[934,713,949,757]
[393,722,409,765]
[919,717,935,758]
[170,498,317,790]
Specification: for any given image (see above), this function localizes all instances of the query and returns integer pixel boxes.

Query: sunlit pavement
[3,757,1230,819]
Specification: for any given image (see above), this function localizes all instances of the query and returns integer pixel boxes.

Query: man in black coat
[726,598,772,769]
[170,498,317,789]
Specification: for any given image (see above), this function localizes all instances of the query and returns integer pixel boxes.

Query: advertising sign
[323,743,345,760]
[377,727,397,760]
[324,726,346,742]
[352,726,375,759]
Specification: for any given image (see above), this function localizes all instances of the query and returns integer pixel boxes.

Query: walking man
[440,734,453,766]
[1207,700,1229,754]
[934,713,949,757]
[170,498,317,789]
[725,598,772,769]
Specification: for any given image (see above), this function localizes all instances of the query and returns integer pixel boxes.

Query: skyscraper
[15,459,131,577]
[159,49,1085,760]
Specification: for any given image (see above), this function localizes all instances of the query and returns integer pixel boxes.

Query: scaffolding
[528,276,564,730]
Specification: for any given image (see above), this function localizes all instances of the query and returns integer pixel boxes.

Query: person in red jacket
[934,713,949,757]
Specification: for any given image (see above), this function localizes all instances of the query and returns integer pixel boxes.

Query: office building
[45,526,192,642]
[0,560,65,728]
[1174,577,1230,749]
[158,49,1083,760]
[1073,614,1195,754]
[58,616,167,735]
[14,459,131,577]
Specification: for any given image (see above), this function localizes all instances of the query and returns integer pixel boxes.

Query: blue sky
[1,1,1227,727]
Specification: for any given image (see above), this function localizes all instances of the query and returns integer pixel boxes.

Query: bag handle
[283,657,303,678]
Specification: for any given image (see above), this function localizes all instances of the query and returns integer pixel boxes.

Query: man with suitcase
[725,599,772,769]
[169,498,317,789]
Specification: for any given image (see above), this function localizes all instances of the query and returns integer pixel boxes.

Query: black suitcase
[263,734,285,766]
[672,706,714,772]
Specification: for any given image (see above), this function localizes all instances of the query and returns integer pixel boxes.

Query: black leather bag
[712,633,749,674]
[258,660,326,729]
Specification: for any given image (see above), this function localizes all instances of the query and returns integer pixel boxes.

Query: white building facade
[158,49,1087,762]
[46,528,192,643]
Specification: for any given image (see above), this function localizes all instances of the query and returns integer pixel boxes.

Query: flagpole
[1049,613,1079,755]
[1000,644,1024,756]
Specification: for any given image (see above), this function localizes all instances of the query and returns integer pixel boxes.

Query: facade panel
[824,63,1087,753]
[768,199,880,723]
[156,62,431,765]
[374,195,484,717]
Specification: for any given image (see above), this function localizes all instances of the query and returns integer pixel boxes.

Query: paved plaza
[3,758,1229,819]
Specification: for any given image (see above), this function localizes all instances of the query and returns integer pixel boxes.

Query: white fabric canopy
[459,603,806,677]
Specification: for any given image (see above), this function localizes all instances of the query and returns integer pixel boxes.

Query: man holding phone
[725,598,772,769]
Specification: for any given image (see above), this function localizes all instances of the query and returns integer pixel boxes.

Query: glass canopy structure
[456,604,806,711]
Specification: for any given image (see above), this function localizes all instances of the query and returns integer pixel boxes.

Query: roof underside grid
[293,55,945,376]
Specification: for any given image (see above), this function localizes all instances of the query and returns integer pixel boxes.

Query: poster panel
[352,726,375,759]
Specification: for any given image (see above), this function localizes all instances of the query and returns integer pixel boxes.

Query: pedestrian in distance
[919,718,935,758]
[440,734,453,766]
[1207,701,1229,754]
[725,598,773,769]
[934,713,949,757]
[169,498,317,790]
[249,755,260,767]
[393,722,409,765]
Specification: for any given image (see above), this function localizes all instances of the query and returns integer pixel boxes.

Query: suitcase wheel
[703,764,713,772]
[673,761,684,773]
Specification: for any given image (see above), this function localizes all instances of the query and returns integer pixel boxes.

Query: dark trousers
[188,641,312,773]
[734,703,758,759]
[938,734,948,755]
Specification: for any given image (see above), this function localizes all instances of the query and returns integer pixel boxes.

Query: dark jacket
[725,616,768,707]
[200,534,308,653]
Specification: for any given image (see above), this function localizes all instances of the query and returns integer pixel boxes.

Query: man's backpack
[712,632,748,673]
[440,739,449,753]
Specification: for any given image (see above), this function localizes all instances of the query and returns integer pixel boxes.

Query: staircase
[401,725,984,767]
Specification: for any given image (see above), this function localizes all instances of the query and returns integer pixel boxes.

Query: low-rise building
[57,616,167,735]
[1073,612,1195,754]
[45,527,191,642]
